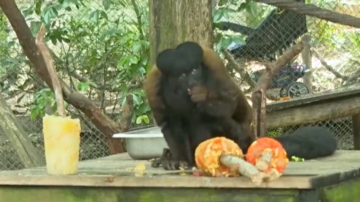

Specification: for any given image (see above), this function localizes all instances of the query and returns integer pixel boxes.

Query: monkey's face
[173,66,204,96]
[179,66,203,87]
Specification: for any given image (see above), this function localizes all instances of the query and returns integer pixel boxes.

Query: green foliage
[30,88,69,119]
[291,156,305,162]
[2,0,359,130]
[347,32,360,57]
[16,0,152,125]
[266,128,284,138]
[212,0,272,53]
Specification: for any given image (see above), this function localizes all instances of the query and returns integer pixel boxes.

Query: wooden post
[149,0,214,64]
[301,34,312,93]
[0,94,45,168]
[352,114,360,150]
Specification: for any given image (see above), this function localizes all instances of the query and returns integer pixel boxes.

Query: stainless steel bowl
[112,126,168,160]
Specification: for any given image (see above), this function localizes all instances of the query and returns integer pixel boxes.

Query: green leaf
[213,8,234,22]
[132,41,142,53]
[99,10,108,20]
[135,115,150,125]
[137,103,150,114]
[132,93,141,106]
[89,10,100,22]
[22,5,35,17]
[120,96,127,106]
[35,0,44,15]
[218,0,227,6]
[129,56,139,65]
[212,9,224,23]
[77,82,90,92]
[142,116,150,124]
[102,0,112,10]
[135,116,142,124]
[100,28,120,40]
[237,2,248,12]
[60,0,71,8]
[50,7,59,17]
[245,2,256,16]
[132,88,144,96]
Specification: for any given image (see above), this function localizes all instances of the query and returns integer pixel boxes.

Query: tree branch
[223,50,256,88]
[35,25,66,116]
[252,0,360,28]
[0,0,125,154]
[311,48,348,80]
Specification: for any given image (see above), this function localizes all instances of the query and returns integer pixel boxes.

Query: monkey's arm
[144,65,166,125]
[188,45,242,118]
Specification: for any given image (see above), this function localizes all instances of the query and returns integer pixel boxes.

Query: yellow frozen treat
[43,115,81,175]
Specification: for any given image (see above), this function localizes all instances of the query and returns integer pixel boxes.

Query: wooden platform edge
[310,166,360,188]
[0,175,313,189]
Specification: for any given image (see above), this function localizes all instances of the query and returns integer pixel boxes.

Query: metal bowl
[112,127,168,160]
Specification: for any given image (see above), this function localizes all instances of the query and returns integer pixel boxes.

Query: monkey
[144,41,253,170]
[144,41,337,170]
[144,48,197,170]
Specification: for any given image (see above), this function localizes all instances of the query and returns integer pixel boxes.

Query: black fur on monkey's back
[274,126,338,160]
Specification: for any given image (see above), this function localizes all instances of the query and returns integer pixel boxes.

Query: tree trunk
[0,94,45,168]
[149,0,214,124]
[149,0,214,64]
[301,34,312,93]
[0,0,126,154]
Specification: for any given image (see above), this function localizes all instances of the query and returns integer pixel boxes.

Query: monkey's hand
[151,148,190,170]
[189,85,217,103]
[189,85,237,118]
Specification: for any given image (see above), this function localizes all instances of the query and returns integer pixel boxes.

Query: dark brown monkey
[144,42,253,170]
[144,41,337,170]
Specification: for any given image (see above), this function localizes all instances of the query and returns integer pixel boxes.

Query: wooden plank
[1,150,356,176]
[266,96,360,129]
[0,187,302,202]
[0,151,358,189]
[0,175,313,189]
[2,177,360,202]
[311,150,360,162]
[267,84,360,111]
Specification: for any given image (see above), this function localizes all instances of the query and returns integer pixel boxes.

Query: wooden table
[0,150,359,202]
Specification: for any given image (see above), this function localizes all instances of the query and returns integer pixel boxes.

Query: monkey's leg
[187,119,212,167]
[219,118,253,153]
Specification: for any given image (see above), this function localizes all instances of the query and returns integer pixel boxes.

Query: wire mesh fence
[215,0,358,151]
[0,0,358,170]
